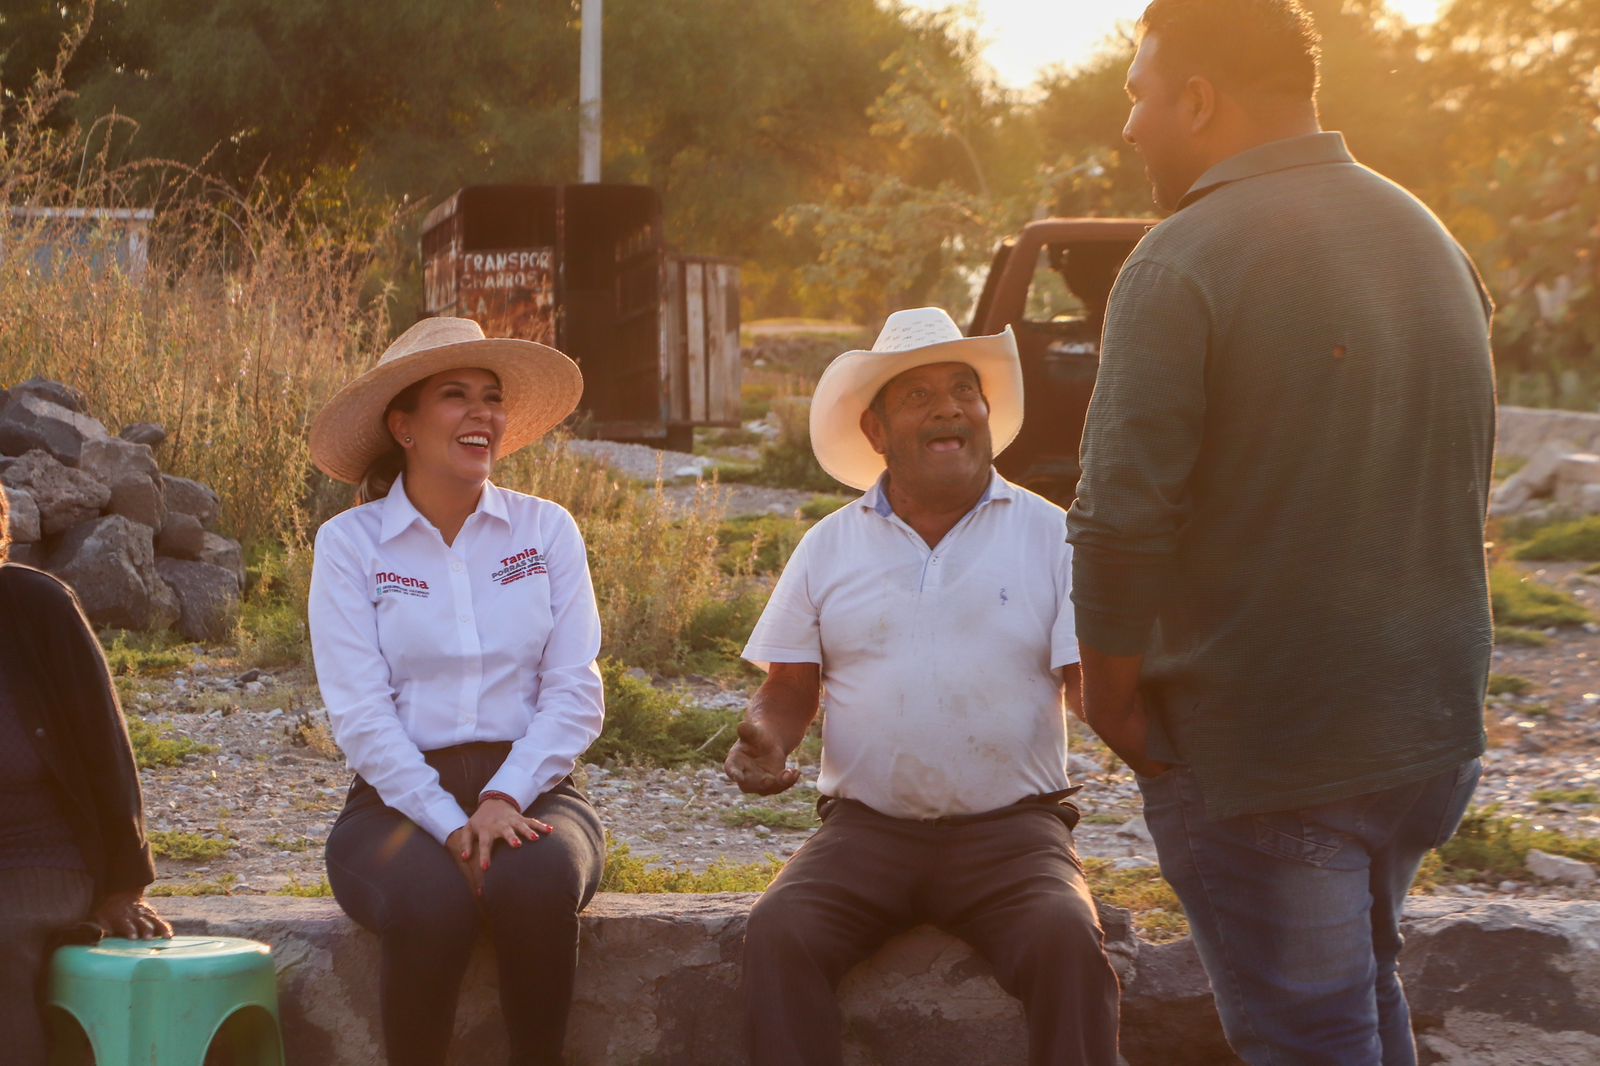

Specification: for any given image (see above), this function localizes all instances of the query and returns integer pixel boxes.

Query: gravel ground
[131,559,1599,902]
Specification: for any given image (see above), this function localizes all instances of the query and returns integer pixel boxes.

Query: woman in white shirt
[307,317,606,1066]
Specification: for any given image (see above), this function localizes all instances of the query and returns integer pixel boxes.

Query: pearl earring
[403,436,413,445]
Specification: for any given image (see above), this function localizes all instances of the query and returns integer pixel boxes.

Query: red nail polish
[512,840,522,848]
[482,860,489,870]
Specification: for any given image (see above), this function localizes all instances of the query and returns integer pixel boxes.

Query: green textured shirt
[1068,132,1495,819]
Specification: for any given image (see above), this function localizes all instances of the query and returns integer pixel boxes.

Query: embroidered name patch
[492,546,547,586]
[375,571,431,598]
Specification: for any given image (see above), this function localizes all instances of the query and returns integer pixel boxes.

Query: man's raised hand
[725,719,800,795]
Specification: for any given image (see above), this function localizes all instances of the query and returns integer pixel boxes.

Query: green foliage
[1494,625,1550,647]
[1421,805,1600,887]
[237,541,314,666]
[148,874,238,897]
[1081,859,1188,944]
[277,876,335,897]
[680,591,766,678]
[800,494,852,521]
[1486,674,1535,697]
[265,833,317,853]
[587,659,739,767]
[721,805,818,831]
[1489,563,1590,627]
[126,716,217,768]
[101,630,194,677]
[600,840,783,893]
[1532,789,1600,806]
[148,829,233,861]
[1514,517,1600,562]
[716,514,807,575]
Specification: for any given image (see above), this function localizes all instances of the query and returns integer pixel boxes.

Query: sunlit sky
[901,0,1447,89]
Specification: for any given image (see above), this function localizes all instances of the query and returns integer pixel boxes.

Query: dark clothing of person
[1068,132,1495,819]
[0,565,156,895]
[325,741,605,1066]
[0,563,157,1065]
[741,796,1121,1066]
[0,867,95,1065]
[0,668,87,873]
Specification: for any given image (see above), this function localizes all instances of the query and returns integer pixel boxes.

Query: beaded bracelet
[478,790,522,812]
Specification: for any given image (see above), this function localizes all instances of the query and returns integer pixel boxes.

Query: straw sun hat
[309,317,582,484]
[809,307,1022,491]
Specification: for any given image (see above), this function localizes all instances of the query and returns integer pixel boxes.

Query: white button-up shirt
[742,470,1079,820]
[309,475,604,843]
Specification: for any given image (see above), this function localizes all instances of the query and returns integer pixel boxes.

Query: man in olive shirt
[1068,2,1494,1063]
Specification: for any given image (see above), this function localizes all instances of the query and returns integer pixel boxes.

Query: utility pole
[579,0,602,183]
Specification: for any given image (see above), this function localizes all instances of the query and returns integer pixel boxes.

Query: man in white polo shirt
[726,308,1121,1066]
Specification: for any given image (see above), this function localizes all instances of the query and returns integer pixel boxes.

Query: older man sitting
[725,308,1120,1066]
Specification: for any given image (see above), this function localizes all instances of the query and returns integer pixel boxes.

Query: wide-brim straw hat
[809,307,1022,491]
[310,317,583,484]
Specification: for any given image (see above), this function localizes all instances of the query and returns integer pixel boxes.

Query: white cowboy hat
[809,307,1022,491]
[309,317,582,484]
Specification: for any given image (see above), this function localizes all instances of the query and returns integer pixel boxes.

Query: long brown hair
[355,379,426,505]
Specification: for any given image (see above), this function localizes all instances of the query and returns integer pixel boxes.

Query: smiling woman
[304,316,612,1066]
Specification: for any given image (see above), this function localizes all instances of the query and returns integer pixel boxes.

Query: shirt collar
[860,467,1012,519]
[1178,131,1353,209]
[378,474,510,543]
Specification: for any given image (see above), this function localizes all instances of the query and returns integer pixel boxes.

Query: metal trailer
[967,217,1158,502]
[420,184,740,451]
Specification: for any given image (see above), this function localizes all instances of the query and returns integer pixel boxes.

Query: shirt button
[451,561,464,573]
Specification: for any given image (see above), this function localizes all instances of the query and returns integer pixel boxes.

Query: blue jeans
[1137,758,1480,1066]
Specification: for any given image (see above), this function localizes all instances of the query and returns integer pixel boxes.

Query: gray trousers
[0,866,95,1066]
[741,797,1121,1066]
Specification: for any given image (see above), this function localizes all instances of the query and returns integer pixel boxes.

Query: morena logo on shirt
[375,571,431,598]
[491,546,547,586]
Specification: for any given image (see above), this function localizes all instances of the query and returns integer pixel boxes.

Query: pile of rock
[1492,441,1600,520]
[0,378,244,640]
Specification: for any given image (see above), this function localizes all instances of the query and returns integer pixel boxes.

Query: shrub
[1489,563,1590,627]
[600,840,783,893]
[1494,625,1550,647]
[126,716,217,768]
[1486,674,1535,697]
[148,829,233,861]
[587,659,739,767]
[1514,516,1600,562]
[716,514,807,575]
[102,630,194,676]
[236,540,314,666]
[680,591,767,678]
[277,876,335,897]
[1420,805,1600,886]
[800,494,852,521]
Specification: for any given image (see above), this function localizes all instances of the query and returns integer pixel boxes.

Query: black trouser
[325,742,605,1066]
[742,796,1121,1066]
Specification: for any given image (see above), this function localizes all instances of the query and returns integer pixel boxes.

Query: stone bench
[157,895,1600,1065]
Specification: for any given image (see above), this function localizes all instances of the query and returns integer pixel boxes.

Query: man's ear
[1183,74,1217,134]
[860,407,888,457]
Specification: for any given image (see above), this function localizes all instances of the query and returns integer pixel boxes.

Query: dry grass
[0,16,397,549]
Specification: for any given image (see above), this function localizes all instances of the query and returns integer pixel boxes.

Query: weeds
[148,828,233,861]
[1081,860,1189,944]
[1417,805,1600,887]
[1494,625,1551,647]
[587,659,739,767]
[277,876,334,897]
[717,514,807,575]
[1486,674,1535,697]
[1489,563,1590,627]
[149,874,238,897]
[721,805,819,831]
[126,716,217,768]
[236,541,314,666]
[600,840,783,892]
[1532,789,1600,806]
[1513,516,1600,562]
[799,495,852,521]
[102,630,195,676]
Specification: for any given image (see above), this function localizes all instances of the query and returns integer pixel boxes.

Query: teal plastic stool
[46,936,285,1066]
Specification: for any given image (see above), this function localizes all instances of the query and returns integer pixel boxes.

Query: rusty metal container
[421,184,739,449]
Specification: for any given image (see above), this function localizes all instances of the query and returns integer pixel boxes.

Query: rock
[156,558,241,642]
[47,514,177,630]
[197,532,246,588]
[10,377,88,414]
[2,485,41,543]
[79,436,165,530]
[1068,753,1099,776]
[156,510,206,559]
[1553,453,1600,501]
[1526,849,1597,886]
[6,543,46,568]
[1491,441,1571,515]
[162,474,221,529]
[1116,816,1154,845]
[0,449,112,535]
[0,388,110,465]
[119,421,168,447]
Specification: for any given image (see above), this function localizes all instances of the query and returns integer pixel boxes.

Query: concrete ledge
[157,895,1600,1065]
